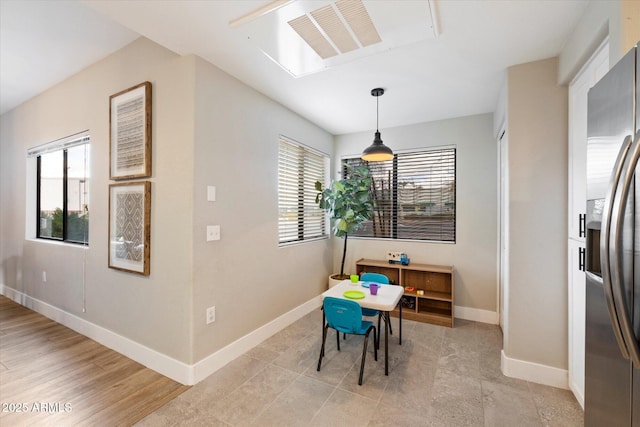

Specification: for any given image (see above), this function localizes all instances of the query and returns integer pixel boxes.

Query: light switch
[207,186,216,202]
[207,225,220,241]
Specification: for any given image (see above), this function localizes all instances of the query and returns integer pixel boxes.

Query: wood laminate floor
[0,296,189,426]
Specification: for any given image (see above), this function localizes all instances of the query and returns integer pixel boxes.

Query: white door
[567,39,608,408]
[568,239,586,407]
[568,41,610,241]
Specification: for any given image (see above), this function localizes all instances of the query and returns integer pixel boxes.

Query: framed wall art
[108,181,151,275]
[110,81,152,180]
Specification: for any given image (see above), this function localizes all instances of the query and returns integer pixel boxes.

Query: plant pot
[328,274,350,289]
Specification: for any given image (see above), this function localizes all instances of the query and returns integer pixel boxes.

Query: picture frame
[108,181,151,275]
[109,81,152,180]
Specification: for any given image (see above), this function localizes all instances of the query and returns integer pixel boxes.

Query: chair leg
[336,330,341,351]
[359,329,371,386]
[373,327,377,361]
[317,324,328,371]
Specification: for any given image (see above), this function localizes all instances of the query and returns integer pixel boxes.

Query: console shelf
[355,258,454,327]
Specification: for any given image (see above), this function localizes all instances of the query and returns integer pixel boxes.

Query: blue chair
[317,297,377,385]
[360,272,393,346]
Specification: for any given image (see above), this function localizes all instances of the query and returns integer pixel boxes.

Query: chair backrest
[360,272,390,284]
[323,297,363,334]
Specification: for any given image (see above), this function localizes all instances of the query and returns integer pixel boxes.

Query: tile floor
[137,310,583,426]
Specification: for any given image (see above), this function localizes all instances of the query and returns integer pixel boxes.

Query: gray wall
[190,57,333,362]
[0,37,334,365]
[334,113,498,314]
[1,38,195,361]
[504,57,568,368]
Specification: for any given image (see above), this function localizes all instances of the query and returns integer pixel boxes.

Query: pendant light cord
[376,95,379,132]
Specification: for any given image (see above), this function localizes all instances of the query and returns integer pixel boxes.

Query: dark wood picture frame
[108,181,151,275]
[109,81,152,180]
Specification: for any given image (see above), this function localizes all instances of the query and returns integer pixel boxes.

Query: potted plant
[316,164,373,287]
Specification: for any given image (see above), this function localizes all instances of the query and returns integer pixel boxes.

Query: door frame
[498,126,508,335]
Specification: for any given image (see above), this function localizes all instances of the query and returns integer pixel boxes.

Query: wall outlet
[206,306,216,324]
[42,271,47,282]
[206,225,220,241]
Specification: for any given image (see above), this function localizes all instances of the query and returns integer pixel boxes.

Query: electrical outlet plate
[207,225,220,241]
[206,306,216,324]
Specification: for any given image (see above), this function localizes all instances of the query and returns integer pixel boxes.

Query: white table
[322,279,404,375]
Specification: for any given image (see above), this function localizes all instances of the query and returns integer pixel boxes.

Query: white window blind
[278,137,328,245]
[343,147,456,242]
[27,131,90,158]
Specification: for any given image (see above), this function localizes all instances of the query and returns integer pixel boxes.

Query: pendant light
[361,88,393,162]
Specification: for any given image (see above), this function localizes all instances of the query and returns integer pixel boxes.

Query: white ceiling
[0,0,589,135]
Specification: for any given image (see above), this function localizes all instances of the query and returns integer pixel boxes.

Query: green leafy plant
[315,164,373,278]
[46,207,89,242]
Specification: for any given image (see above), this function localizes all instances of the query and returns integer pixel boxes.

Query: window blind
[343,147,456,242]
[278,137,328,245]
[27,131,90,158]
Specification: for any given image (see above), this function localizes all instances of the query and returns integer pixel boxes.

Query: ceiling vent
[289,0,380,59]
[231,0,438,78]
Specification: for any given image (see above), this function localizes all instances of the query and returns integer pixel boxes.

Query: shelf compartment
[403,289,451,302]
[403,269,452,295]
[356,264,400,285]
[418,299,451,315]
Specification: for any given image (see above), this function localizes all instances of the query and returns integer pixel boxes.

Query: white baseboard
[569,378,585,409]
[192,295,322,383]
[501,349,569,389]
[1,283,505,385]
[0,285,322,385]
[1,285,193,383]
[455,304,499,324]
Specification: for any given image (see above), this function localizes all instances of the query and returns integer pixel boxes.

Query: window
[29,133,90,245]
[278,136,328,245]
[343,147,456,242]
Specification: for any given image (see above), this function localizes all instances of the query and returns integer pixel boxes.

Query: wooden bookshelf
[355,258,454,327]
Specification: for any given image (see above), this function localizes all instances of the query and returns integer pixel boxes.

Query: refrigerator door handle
[600,134,633,360]
[610,129,640,368]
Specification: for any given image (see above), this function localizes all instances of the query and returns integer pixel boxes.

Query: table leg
[399,302,402,345]
[384,311,389,375]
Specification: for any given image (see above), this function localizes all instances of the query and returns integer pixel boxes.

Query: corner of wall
[501,349,569,390]
[493,75,507,138]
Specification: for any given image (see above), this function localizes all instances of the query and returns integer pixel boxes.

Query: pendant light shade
[361,88,393,162]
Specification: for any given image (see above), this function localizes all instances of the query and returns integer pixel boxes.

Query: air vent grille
[311,5,358,54]
[234,0,436,77]
[336,0,381,47]
[288,0,381,60]
[288,14,338,59]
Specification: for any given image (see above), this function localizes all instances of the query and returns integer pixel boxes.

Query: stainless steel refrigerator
[585,42,639,426]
